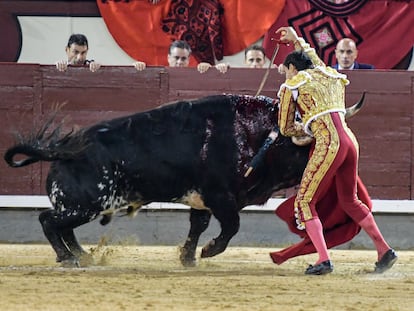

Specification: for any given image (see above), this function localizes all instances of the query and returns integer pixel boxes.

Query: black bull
[4,94,363,267]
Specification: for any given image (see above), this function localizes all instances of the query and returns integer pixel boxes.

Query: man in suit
[333,38,374,70]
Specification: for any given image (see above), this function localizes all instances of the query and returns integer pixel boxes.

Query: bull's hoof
[60,257,80,268]
[200,247,212,258]
[180,257,197,267]
[79,252,95,267]
[201,239,222,258]
[179,247,196,267]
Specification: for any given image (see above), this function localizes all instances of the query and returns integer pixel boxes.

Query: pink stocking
[358,213,390,260]
[305,218,330,264]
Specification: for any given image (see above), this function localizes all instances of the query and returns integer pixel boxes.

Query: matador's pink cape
[270,176,372,264]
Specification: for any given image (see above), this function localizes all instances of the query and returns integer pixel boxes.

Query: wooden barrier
[0,64,413,200]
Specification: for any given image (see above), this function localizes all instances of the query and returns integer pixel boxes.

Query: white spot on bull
[102,166,110,180]
[101,193,126,211]
[200,119,213,161]
[102,166,109,175]
[179,190,209,210]
[49,181,66,211]
[96,167,145,219]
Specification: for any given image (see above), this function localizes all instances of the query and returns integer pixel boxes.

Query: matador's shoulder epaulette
[281,71,311,91]
[315,66,350,85]
[277,71,311,97]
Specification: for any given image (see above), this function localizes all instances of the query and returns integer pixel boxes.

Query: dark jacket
[332,61,375,70]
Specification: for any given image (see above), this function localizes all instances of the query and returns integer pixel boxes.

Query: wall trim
[0,195,412,214]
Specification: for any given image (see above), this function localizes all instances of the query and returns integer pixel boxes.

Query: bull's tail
[5,145,56,167]
[4,113,89,168]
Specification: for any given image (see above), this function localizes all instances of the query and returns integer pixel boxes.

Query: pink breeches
[295,112,370,225]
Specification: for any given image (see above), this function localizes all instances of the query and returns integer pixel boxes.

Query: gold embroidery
[283,71,310,89]
[279,36,352,226]
[295,114,340,222]
[278,63,348,137]
[297,70,347,131]
[278,87,306,137]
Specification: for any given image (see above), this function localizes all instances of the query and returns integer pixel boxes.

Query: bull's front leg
[200,203,240,259]
[180,208,211,267]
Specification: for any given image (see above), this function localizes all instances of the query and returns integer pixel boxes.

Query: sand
[0,244,413,311]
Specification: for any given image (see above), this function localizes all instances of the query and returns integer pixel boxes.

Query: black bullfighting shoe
[374,249,398,273]
[305,260,333,275]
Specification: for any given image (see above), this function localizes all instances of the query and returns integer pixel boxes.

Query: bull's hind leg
[200,200,240,259]
[180,208,211,267]
[39,210,77,266]
[60,228,85,257]
[39,209,96,267]
[61,229,94,266]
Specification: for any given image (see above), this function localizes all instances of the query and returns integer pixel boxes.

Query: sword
[255,39,289,97]
[246,37,288,177]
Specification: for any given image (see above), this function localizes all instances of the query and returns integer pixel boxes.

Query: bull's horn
[345,91,366,119]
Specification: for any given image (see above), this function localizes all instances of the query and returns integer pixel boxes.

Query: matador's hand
[275,27,300,44]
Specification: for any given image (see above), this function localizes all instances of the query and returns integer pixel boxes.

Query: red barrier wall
[0,64,413,199]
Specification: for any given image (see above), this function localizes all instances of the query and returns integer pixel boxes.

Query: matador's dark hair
[283,51,313,71]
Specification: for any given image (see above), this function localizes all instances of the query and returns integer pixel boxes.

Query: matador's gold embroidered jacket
[277,38,350,137]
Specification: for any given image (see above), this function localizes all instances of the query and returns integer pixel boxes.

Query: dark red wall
[0,64,413,199]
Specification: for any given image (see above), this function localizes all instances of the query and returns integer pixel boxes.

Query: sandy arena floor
[0,244,413,311]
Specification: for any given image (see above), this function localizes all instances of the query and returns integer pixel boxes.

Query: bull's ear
[345,91,366,119]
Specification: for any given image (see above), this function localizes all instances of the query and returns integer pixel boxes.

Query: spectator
[133,40,229,73]
[333,38,375,70]
[56,34,101,72]
[133,60,146,71]
[167,40,192,68]
[244,45,266,68]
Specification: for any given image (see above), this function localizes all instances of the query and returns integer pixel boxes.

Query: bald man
[333,38,374,70]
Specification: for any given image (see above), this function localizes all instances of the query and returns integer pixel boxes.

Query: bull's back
[84,95,236,167]
[46,95,239,201]
[46,94,279,205]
